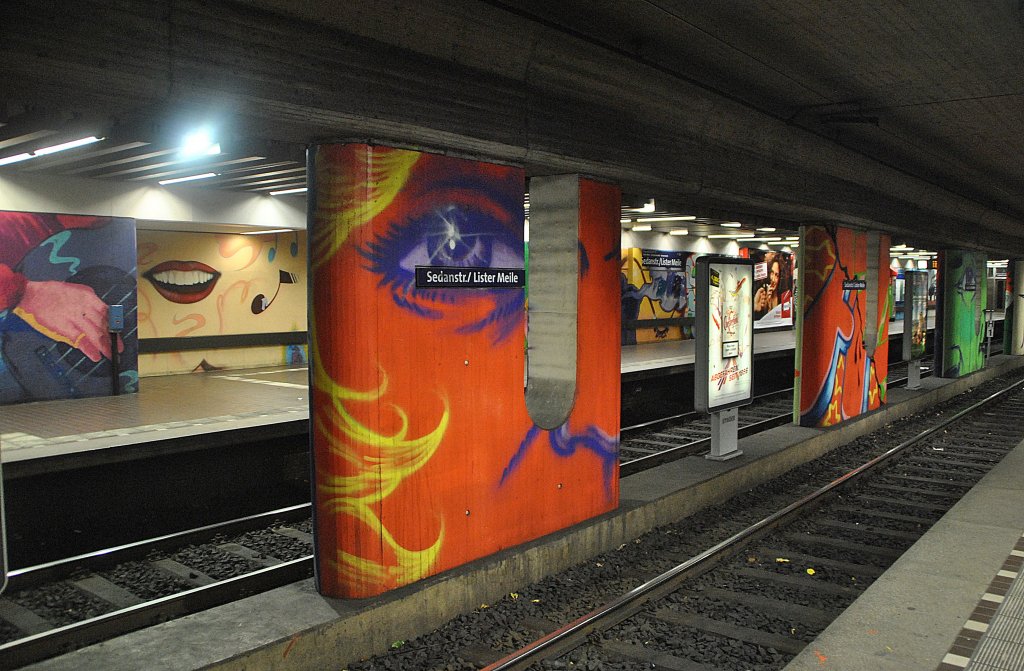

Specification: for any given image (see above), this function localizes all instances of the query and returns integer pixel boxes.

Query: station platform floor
[20,353,1024,671]
[0,311,967,473]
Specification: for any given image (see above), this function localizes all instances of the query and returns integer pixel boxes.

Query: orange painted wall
[309,144,621,598]
[796,225,891,427]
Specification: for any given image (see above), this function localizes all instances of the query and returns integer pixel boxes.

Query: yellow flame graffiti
[311,146,420,271]
[310,313,449,590]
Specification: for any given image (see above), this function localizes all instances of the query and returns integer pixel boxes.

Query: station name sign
[842,278,867,291]
[415,266,525,289]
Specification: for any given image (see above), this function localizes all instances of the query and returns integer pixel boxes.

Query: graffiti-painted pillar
[936,250,987,377]
[793,225,891,427]
[1008,260,1024,356]
[307,145,620,598]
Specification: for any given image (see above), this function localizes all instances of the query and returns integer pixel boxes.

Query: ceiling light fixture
[748,237,782,242]
[0,135,104,166]
[756,227,776,232]
[0,153,33,167]
[181,129,221,157]
[241,228,296,235]
[630,224,653,232]
[668,229,688,236]
[158,172,218,185]
[636,215,697,222]
[708,233,755,239]
[622,199,656,213]
[721,222,742,228]
[269,187,308,196]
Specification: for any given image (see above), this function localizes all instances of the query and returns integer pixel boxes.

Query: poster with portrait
[695,257,754,413]
[748,249,794,328]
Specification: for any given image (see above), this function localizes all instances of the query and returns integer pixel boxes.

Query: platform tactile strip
[937,534,1024,670]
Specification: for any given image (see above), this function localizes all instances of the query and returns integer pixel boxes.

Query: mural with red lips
[142,260,222,304]
[137,229,306,374]
[309,143,621,598]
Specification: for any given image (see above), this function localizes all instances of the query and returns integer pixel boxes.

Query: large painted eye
[396,205,521,272]
[361,193,525,342]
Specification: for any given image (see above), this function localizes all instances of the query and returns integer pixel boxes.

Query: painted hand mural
[0,211,137,403]
[309,144,620,598]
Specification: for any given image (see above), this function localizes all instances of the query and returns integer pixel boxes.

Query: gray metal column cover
[525,175,579,429]
[1013,260,1024,355]
[864,231,880,356]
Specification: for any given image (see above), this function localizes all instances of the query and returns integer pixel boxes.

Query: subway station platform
[0,312,967,476]
[20,354,1024,671]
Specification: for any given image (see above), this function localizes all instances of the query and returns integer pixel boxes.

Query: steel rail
[6,503,311,589]
[0,557,313,671]
[483,375,1024,670]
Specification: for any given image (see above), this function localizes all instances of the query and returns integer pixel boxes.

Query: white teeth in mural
[152,270,215,286]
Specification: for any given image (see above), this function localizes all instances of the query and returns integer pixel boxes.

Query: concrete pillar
[1010,260,1024,355]
[794,224,891,427]
[307,143,620,597]
[937,250,987,377]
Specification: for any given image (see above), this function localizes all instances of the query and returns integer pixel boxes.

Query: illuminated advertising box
[695,257,755,413]
[903,270,928,361]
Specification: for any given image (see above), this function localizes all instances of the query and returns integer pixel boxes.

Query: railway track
[619,358,929,475]
[480,373,1024,670]
[0,356,978,669]
[0,506,314,670]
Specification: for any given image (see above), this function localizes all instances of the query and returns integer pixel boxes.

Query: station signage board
[903,270,928,361]
[695,257,755,413]
[415,266,525,289]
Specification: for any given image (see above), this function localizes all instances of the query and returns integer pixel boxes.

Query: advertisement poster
[904,270,928,360]
[748,249,794,328]
[620,248,695,344]
[695,257,754,413]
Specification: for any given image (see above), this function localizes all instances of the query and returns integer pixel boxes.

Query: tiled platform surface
[0,367,309,468]
[21,354,1024,671]
[785,422,1024,670]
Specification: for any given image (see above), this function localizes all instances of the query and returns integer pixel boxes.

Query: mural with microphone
[137,229,307,375]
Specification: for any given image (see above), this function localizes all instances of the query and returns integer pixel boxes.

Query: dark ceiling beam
[1,0,1022,253]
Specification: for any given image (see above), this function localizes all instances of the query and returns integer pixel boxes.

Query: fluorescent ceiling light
[631,224,652,232]
[242,228,296,236]
[34,136,104,155]
[748,237,782,242]
[269,187,308,196]
[158,172,218,185]
[721,222,742,228]
[708,233,755,239]
[756,227,776,232]
[0,152,33,166]
[890,244,914,251]
[181,129,221,157]
[620,218,633,224]
[636,215,696,222]
[622,199,656,213]
[668,229,688,236]
[0,136,104,166]
[785,236,800,241]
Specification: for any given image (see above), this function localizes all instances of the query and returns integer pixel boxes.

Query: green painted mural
[939,250,987,378]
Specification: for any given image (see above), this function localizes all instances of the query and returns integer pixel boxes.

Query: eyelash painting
[361,200,526,343]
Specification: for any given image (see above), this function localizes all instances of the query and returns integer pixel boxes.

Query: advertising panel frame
[695,256,756,414]
[903,270,928,361]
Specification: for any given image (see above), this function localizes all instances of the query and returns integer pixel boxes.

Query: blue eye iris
[394,205,520,272]
[361,201,525,342]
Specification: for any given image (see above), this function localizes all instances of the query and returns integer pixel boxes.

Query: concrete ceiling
[1,0,1022,253]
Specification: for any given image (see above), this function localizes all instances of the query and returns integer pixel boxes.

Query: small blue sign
[108,304,125,331]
